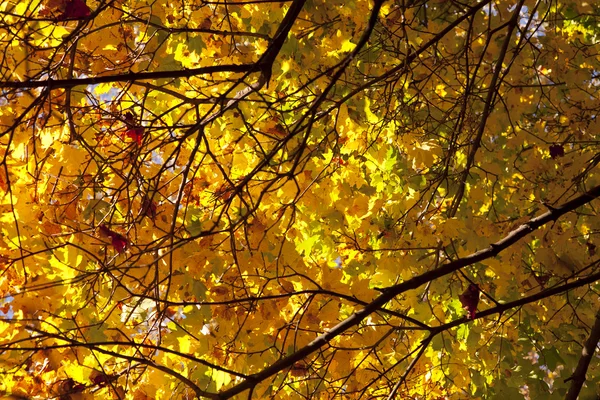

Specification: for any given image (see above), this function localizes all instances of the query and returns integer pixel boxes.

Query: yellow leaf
[177,336,191,354]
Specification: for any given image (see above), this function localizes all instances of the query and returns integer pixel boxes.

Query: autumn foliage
[2,0,600,399]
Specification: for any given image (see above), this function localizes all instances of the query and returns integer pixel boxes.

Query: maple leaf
[98,224,128,253]
[56,0,91,21]
[6,0,600,398]
[124,126,145,145]
[121,111,144,145]
[60,378,86,394]
[549,144,565,159]
[587,242,596,256]
[141,195,157,219]
[459,284,480,319]
[91,373,110,387]
[111,234,128,253]
[533,273,551,287]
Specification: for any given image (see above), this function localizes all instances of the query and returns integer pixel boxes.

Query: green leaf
[541,347,565,370]
[457,323,469,341]
[82,199,110,220]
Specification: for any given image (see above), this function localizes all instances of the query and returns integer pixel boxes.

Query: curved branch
[565,310,600,400]
[0,338,247,379]
[216,184,600,399]
[433,267,600,333]
[22,327,218,399]
[448,0,526,216]
[386,336,432,400]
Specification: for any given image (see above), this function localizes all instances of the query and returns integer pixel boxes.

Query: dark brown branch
[565,310,600,400]
[315,0,497,123]
[380,270,600,399]
[23,327,218,399]
[448,0,526,216]
[0,338,247,379]
[0,64,254,89]
[387,336,432,400]
[200,0,308,125]
[157,0,308,311]
[215,184,600,399]
[252,0,307,86]
[433,267,600,333]
[100,288,430,329]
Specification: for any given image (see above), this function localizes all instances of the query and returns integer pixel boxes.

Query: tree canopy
[1,0,600,398]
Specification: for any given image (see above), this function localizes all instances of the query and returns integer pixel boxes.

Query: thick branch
[254,0,307,85]
[388,270,600,399]
[565,310,600,400]
[163,0,307,307]
[448,0,526,216]
[215,184,600,399]
[0,0,306,92]
[201,0,307,125]
[432,267,600,333]
[0,64,254,89]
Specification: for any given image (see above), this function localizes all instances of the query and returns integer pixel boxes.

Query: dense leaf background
[1,0,600,398]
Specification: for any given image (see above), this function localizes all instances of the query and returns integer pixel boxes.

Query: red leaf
[141,196,157,220]
[98,224,128,253]
[124,126,144,146]
[90,372,117,387]
[98,224,112,237]
[120,111,144,145]
[57,0,91,21]
[123,111,135,124]
[458,284,480,319]
[111,233,128,253]
[549,144,565,159]
[92,374,109,386]
[61,378,86,393]
[72,383,86,392]
[587,242,596,256]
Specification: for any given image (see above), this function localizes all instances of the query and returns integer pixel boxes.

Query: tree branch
[448,0,526,216]
[215,184,600,398]
[565,310,600,400]
[432,267,600,333]
[0,64,254,89]
[22,327,219,399]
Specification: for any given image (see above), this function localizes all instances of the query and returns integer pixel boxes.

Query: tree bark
[565,310,600,400]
